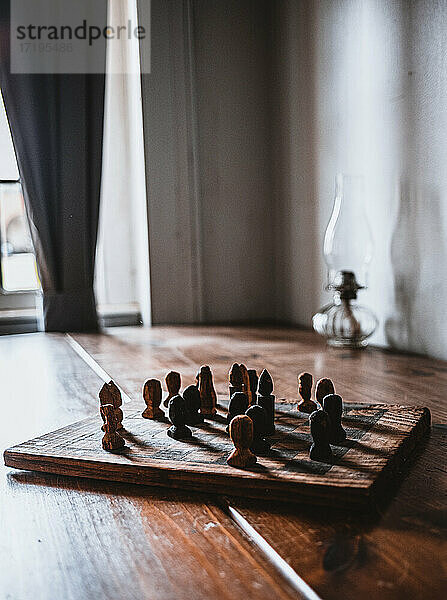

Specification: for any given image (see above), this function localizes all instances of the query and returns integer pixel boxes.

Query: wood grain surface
[4,402,430,510]
[71,325,447,600]
[0,333,299,600]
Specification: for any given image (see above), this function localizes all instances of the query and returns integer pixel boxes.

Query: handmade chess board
[4,400,430,510]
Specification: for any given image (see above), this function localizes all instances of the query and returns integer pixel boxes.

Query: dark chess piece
[323,394,347,444]
[227,415,257,468]
[142,379,164,419]
[297,372,317,413]
[167,395,192,440]
[309,410,333,463]
[183,384,204,425]
[99,380,124,430]
[257,369,275,435]
[101,403,125,452]
[226,391,249,432]
[246,404,271,455]
[229,363,244,399]
[315,377,335,408]
[239,363,253,406]
[248,369,259,406]
[164,371,181,407]
[197,365,217,417]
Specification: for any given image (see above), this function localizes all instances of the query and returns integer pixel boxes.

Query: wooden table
[1,326,446,600]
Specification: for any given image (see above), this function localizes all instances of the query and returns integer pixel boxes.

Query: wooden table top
[1,325,446,600]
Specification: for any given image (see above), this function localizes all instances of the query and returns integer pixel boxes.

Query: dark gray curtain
[0,2,106,331]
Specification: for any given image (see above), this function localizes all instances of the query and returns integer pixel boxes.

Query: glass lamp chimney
[323,174,374,289]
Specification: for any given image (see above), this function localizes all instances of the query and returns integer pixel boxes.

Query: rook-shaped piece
[239,364,252,406]
[167,395,192,440]
[101,404,125,451]
[315,377,335,408]
[99,380,123,430]
[229,363,243,399]
[142,379,164,419]
[297,372,317,413]
[226,391,249,432]
[183,384,204,425]
[164,371,181,407]
[257,369,275,435]
[323,394,346,443]
[227,415,257,468]
[197,365,217,416]
[246,404,270,455]
[309,410,333,463]
[248,369,259,406]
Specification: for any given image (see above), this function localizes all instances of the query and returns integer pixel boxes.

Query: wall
[193,0,274,322]
[272,0,447,359]
[140,0,274,324]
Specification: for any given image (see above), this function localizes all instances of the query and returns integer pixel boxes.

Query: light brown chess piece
[197,365,217,416]
[164,371,181,407]
[227,414,257,468]
[100,404,125,452]
[315,377,335,408]
[99,380,123,430]
[297,372,317,413]
[142,379,164,419]
[239,363,253,406]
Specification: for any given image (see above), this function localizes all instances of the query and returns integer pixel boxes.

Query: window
[0,180,40,292]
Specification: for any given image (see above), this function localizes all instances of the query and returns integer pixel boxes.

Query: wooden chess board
[4,400,430,510]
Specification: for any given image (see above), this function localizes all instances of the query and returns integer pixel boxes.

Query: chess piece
[197,365,217,416]
[164,371,181,407]
[297,372,317,413]
[227,414,257,468]
[246,404,271,455]
[167,395,192,440]
[229,363,243,399]
[315,377,335,408]
[99,380,123,430]
[101,403,125,451]
[257,369,275,435]
[226,391,249,432]
[142,379,164,419]
[183,384,204,425]
[239,363,253,406]
[248,369,259,406]
[323,394,347,443]
[309,409,333,463]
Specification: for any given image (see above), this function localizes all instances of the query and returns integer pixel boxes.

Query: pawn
[246,404,271,455]
[248,369,258,405]
[297,372,317,413]
[183,384,204,425]
[167,395,192,440]
[227,414,257,468]
[164,371,181,407]
[226,391,249,432]
[309,410,333,463]
[142,379,164,419]
[229,363,243,398]
[257,368,275,435]
[197,365,217,417]
[239,364,253,406]
[99,380,123,430]
[323,394,346,444]
[315,377,335,408]
[101,403,125,452]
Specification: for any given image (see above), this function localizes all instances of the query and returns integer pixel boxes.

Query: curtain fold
[0,1,106,331]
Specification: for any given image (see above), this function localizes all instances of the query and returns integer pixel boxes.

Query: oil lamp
[312,174,378,348]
